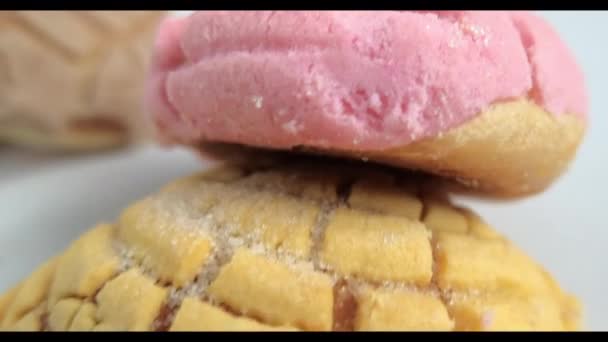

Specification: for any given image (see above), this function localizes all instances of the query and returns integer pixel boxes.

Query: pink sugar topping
[146,11,588,151]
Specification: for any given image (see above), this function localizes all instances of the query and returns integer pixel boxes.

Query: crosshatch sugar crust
[0,159,581,331]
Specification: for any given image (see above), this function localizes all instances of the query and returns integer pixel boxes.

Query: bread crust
[198,99,585,198]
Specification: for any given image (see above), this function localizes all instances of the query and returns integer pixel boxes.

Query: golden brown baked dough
[364,100,586,197]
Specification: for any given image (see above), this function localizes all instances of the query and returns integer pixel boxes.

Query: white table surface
[0,11,606,331]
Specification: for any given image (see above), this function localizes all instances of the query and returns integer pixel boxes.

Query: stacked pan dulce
[0,11,588,331]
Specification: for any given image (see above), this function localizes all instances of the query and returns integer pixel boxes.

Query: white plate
[0,10,606,331]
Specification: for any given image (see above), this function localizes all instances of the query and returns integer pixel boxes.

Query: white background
[0,11,606,330]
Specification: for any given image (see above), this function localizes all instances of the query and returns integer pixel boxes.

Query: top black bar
[2,1,607,11]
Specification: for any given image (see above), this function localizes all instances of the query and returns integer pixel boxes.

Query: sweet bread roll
[0,158,581,331]
[147,11,587,197]
[0,11,166,151]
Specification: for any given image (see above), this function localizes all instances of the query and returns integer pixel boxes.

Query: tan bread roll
[0,11,167,151]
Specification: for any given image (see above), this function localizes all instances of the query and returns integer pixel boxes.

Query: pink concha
[146,11,587,151]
